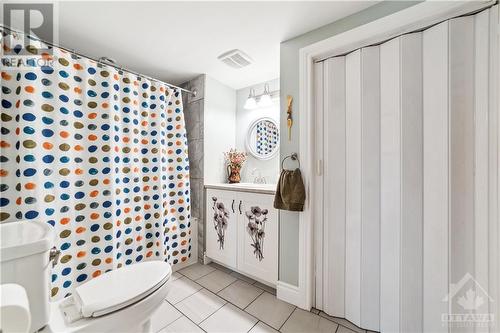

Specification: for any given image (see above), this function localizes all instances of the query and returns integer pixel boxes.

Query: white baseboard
[202,253,212,265]
[277,281,305,309]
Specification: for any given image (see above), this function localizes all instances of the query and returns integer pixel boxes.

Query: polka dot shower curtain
[0,28,192,299]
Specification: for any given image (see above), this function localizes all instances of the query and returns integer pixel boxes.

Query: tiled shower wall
[181,75,205,260]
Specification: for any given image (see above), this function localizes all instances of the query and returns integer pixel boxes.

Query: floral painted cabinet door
[205,189,238,269]
[237,192,278,285]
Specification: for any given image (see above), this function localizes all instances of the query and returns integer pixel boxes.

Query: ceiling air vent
[218,49,253,69]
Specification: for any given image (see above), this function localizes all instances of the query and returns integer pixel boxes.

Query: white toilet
[0,221,172,333]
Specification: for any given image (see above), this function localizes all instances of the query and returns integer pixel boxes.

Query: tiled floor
[151,262,371,333]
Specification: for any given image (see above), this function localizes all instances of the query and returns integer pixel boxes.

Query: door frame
[296,0,498,312]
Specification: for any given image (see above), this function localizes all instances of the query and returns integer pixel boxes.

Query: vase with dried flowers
[224,149,247,184]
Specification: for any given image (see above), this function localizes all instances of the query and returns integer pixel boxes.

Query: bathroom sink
[232,182,274,188]
[205,183,277,194]
[227,183,276,191]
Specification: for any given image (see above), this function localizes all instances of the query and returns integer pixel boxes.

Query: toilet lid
[73,261,171,318]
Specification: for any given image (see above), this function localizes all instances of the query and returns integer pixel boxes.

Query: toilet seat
[60,261,171,323]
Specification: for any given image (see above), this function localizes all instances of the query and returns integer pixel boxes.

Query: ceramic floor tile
[337,325,362,333]
[230,271,257,284]
[159,316,204,333]
[175,289,226,324]
[166,276,202,304]
[248,321,279,333]
[171,272,183,282]
[200,303,258,333]
[217,279,263,309]
[318,312,365,333]
[244,292,295,330]
[208,261,233,274]
[196,269,237,293]
[150,300,183,332]
[179,262,216,280]
[280,308,338,333]
[253,281,276,295]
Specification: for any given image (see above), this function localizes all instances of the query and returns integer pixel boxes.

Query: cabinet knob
[239,200,242,214]
[231,199,235,213]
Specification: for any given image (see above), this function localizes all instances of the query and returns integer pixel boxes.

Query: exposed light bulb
[244,89,257,109]
[258,94,272,107]
[258,83,272,107]
[244,97,257,109]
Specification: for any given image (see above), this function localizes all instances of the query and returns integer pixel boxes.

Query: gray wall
[182,75,206,260]
[278,1,420,286]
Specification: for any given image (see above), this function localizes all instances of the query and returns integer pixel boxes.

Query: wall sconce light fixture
[244,83,279,110]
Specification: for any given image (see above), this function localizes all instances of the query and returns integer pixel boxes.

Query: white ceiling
[54,1,376,89]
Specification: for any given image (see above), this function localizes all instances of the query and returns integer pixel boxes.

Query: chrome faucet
[251,168,266,184]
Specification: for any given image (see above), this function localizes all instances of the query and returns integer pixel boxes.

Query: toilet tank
[0,221,55,332]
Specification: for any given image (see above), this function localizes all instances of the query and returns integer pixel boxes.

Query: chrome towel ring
[281,153,300,170]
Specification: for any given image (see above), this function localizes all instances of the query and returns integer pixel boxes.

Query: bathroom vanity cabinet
[205,184,278,286]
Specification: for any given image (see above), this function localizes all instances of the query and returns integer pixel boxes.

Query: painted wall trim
[297,0,498,314]
[277,281,302,306]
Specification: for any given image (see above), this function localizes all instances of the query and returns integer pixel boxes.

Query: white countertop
[205,183,277,195]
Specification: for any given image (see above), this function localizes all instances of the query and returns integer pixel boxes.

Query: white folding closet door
[422,20,449,333]
[473,9,491,333]
[399,33,423,333]
[316,5,498,333]
[322,47,381,330]
[380,32,424,333]
[321,57,346,318]
[314,61,325,312]
[449,16,475,327]
[360,46,381,331]
[380,36,402,333]
[344,49,362,328]
[474,8,490,309]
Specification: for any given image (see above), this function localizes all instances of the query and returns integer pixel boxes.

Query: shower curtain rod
[1,25,197,96]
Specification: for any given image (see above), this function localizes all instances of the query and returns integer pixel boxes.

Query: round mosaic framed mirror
[246,117,279,160]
